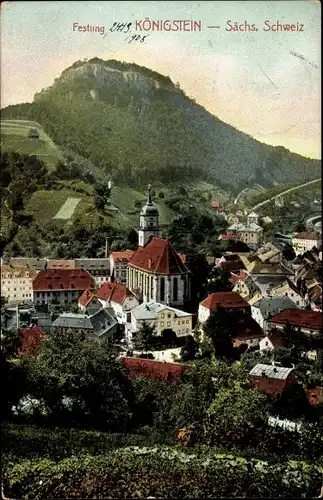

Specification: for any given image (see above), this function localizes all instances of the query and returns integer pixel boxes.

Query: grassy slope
[0,119,234,237]
[1,119,62,172]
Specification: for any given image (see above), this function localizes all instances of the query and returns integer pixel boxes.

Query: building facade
[292,231,321,256]
[33,269,94,306]
[130,301,193,336]
[1,264,36,304]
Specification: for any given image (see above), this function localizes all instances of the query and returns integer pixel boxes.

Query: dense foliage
[3,447,322,499]
[2,58,320,190]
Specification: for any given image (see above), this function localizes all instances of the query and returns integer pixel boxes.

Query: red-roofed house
[120,356,188,384]
[267,308,322,335]
[127,237,191,308]
[96,281,139,323]
[110,251,135,284]
[198,291,250,323]
[33,269,94,306]
[78,289,102,314]
[259,330,285,351]
[18,326,45,356]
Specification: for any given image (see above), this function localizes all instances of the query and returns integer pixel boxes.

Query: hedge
[3,446,322,499]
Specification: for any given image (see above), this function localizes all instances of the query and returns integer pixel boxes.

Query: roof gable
[129,237,190,275]
[96,282,135,304]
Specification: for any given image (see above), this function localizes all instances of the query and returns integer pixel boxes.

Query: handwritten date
[104,22,150,43]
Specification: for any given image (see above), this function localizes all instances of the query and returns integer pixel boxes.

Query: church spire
[147,184,152,204]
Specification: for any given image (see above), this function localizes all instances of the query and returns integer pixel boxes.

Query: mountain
[1,58,320,193]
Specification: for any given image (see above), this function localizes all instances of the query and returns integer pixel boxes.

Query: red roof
[234,317,264,342]
[120,357,188,384]
[269,308,322,330]
[96,281,135,305]
[200,291,250,310]
[129,237,190,275]
[33,269,94,292]
[19,326,45,356]
[304,387,323,406]
[111,251,135,262]
[78,288,97,307]
[293,231,321,241]
[230,271,248,283]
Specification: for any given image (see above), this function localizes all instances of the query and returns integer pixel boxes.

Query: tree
[180,335,199,362]
[206,381,269,446]
[21,329,135,430]
[203,308,235,360]
[135,322,156,353]
[205,267,233,294]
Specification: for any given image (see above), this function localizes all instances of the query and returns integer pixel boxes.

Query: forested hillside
[1,58,320,193]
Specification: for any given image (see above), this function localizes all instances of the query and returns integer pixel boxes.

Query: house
[259,330,285,351]
[227,212,263,250]
[74,258,111,286]
[96,281,139,323]
[211,199,221,211]
[249,363,297,396]
[33,268,94,306]
[51,308,119,341]
[215,254,247,274]
[292,231,321,256]
[109,251,134,284]
[28,128,39,139]
[1,264,37,304]
[267,308,322,336]
[198,291,250,323]
[78,289,102,315]
[18,326,45,356]
[130,301,193,337]
[120,356,188,384]
[127,186,192,308]
[251,296,297,332]
[268,278,307,308]
[233,316,265,348]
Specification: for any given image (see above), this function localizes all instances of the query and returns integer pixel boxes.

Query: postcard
[1,1,322,498]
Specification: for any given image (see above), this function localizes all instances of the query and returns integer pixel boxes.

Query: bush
[3,447,322,499]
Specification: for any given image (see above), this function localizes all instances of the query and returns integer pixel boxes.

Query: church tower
[138,184,161,246]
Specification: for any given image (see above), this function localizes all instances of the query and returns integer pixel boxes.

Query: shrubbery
[4,446,322,499]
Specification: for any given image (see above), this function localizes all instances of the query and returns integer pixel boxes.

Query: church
[127,185,192,309]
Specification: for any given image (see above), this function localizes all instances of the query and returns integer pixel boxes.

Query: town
[2,184,322,410]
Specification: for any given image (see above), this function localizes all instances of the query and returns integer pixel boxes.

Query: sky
[1,0,321,159]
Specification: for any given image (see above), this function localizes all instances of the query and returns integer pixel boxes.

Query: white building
[130,301,193,337]
[96,281,139,323]
[109,251,134,284]
[292,231,321,256]
[1,264,36,304]
[251,296,297,333]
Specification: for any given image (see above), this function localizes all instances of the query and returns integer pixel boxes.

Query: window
[167,321,171,327]
[161,313,164,319]
[178,321,181,325]
[182,320,185,324]
[160,277,165,301]
[186,319,189,324]
[160,321,164,327]
[173,277,178,302]
[167,313,171,318]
